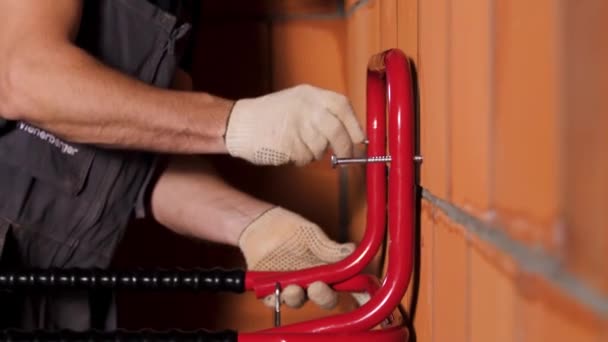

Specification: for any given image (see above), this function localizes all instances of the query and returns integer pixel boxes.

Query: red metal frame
[240,49,415,341]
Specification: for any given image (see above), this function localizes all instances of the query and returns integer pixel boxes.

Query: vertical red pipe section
[268,49,415,334]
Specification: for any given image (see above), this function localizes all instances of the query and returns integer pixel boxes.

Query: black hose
[0,329,238,342]
[0,268,245,293]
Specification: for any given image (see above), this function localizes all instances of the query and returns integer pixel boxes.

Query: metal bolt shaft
[331,155,423,168]
[274,283,281,327]
[331,155,392,168]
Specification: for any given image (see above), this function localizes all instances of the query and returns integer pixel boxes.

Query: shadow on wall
[408,56,422,342]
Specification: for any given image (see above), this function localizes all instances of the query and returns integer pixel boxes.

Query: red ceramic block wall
[352,0,607,340]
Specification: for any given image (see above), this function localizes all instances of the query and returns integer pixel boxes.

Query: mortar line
[344,0,373,17]
[422,188,608,318]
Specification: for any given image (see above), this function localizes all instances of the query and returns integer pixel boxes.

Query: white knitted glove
[239,207,358,310]
[225,84,365,166]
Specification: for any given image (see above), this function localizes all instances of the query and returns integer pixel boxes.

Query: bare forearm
[150,156,273,246]
[2,41,232,153]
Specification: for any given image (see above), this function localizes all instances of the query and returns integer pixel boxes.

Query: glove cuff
[238,206,279,247]
[239,206,298,268]
[224,99,255,160]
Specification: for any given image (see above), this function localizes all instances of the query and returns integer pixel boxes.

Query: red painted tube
[244,74,388,297]
[239,326,408,342]
[332,274,381,297]
[260,49,415,333]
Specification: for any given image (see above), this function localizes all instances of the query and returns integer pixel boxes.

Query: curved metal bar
[331,274,381,297]
[264,49,415,333]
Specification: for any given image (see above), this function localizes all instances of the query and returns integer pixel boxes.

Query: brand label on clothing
[18,122,79,156]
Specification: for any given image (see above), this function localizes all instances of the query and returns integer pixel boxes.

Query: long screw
[331,155,423,168]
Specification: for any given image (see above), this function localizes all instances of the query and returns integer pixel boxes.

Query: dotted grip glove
[225,84,365,166]
[239,207,360,310]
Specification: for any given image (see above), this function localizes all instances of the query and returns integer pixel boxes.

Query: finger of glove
[324,92,366,144]
[262,285,306,309]
[308,225,356,263]
[283,284,306,308]
[351,292,371,307]
[292,136,315,166]
[301,121,328,160]
[307,281,338,310]
[314,113,353,158]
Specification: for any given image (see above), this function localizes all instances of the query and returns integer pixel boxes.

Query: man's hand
[225,85,365,166]
[239,206,357,309]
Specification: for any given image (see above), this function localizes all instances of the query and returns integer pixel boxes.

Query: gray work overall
[0,0,190,330]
